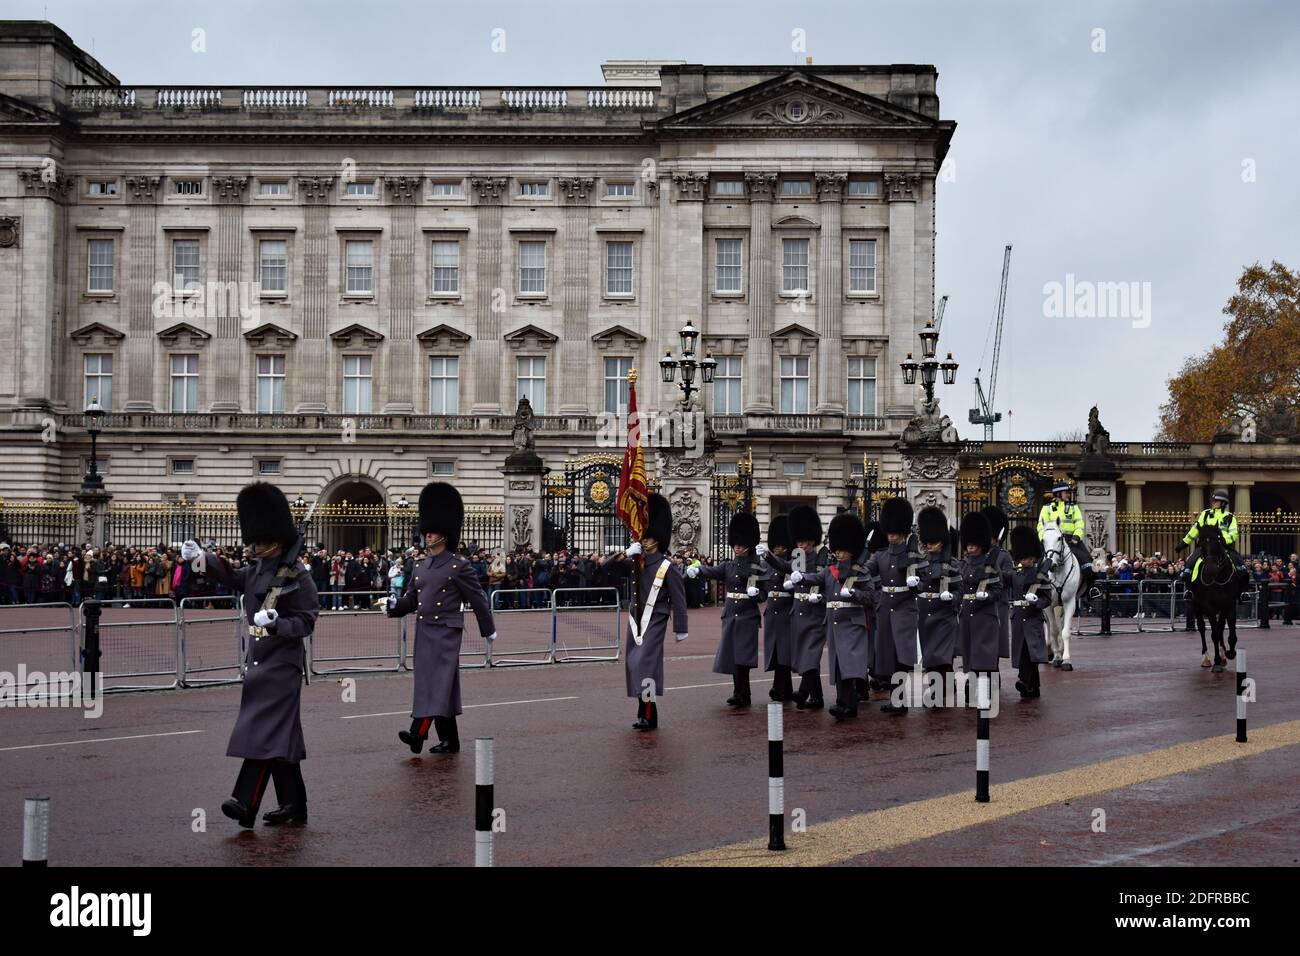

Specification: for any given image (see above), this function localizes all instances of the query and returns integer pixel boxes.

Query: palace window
[782,238,810,293]
[173,179,203,196]
[781,178,812,196]
[87,180,117,196]
[712,178,744,197]
[430,181,462,198]
[429,356,459,414]
[431,461,455,477]
[345,181,376,196]
[518,241,546,294]
[715,238,742,293]
[256,355,286,414]
[783,461,806,477]
[342,355,373,414]
[431,240,460,294]
[606,241,634,296]
[779,355,810,414]
[847,357,877,416]
[257,459,282,476]
[848,239,877,293]
[848,178,880,198]
[345,240,374,294]
[517,356,546,415]
[171,458,195,475]
[259,182,289,196]
[606,182,635,197]
[713,356,742,415]
[84,354,113,411]
[520,181,549,197]
[173,239,201,294]
[603,357,632,414]
[259,240,288,293]
[87,238,115,292]
[170,354,199,412]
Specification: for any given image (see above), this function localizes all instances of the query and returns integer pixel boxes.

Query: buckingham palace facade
[0,20,954,535]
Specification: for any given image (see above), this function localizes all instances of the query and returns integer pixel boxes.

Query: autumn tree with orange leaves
[1158,261,1300,441]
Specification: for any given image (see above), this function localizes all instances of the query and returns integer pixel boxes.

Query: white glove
[674,632,688,643]
[906,575,920,587]
[685,563,700,579]
[782,578,795,591]
[253,608,278,628]
[746,585,759,598]
[1026,592,1038,604]
[485,632,497,643]
[940,590,954,602]
[840,585,852,597]
[386,595,397,613]
[756,543,769,558]
[180,540,200,561]
[789,570,803,585]
[976,591,989,600]
[808,592,822,603]
[624,542,642,558]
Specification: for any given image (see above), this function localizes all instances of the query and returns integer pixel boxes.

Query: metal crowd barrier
[178,595,244,687]
[1257,581,1297,627]
[553,588,623,662]
[0,603,79,700]
[89,598,180,692]
[310,590,402,675]
[487,588,555,666]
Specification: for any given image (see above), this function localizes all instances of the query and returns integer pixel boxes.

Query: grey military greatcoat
[958,553,1004,672]
[1011,561,1051,665]
[389,549,495,718]
[759,553,793,671]
[806,562,873,682]
[916,548,963,669]
[766,550,827,674]
[698,557,767,674]
[620,550,690,699]
[865,541,922,677]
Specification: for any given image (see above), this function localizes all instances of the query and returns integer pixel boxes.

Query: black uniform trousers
[232,758,306,814]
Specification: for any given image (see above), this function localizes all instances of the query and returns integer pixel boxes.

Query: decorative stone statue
[511,397,536,453]
[1256,397,1300,443]
[1082,405,1110,458]
[901,397,959,445]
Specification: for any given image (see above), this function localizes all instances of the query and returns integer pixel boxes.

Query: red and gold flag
[616,370,649,540]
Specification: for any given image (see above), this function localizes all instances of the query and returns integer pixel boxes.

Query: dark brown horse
[1189,524,1243,673]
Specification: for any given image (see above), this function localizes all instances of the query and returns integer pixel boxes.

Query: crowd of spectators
[1089,548,1299,622]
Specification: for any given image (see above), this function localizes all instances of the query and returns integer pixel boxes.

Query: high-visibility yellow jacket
[1037,500,1085,540]
[1183,508,1238,547]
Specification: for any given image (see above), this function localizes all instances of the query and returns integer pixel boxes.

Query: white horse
[1041,522,1084,671]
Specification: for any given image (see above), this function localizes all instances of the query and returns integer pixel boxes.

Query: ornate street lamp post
[659,320,717,411]
[82,397,106,491]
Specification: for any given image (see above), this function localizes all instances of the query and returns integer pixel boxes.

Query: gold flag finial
[628,368,638,386]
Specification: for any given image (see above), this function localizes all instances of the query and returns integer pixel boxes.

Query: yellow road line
[654,719,1300,867]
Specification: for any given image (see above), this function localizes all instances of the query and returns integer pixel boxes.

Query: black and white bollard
[1235,649,1248,744]
[475,737,494,867]
[22,797,49,867]
[975,673,991,803]
[767,702,785,851]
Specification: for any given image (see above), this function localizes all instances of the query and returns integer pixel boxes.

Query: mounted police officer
[386,482,497,755]
[865,497,922,713]
[616,493,689,731]
[689,511,767,707]
[755,514,795,702]
[1176,489,1250,589]
[182,482,318,828]
[1038,481,1094,584]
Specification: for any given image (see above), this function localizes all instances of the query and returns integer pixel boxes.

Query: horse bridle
[1045,531,1076,598]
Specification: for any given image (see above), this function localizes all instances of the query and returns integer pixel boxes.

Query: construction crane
[934,294,949,335]
[969,244,1011,439]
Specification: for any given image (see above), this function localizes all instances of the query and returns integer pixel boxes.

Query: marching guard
[618,493,689,730]
[183,482,318,828]
[778,504,828,710]
[1009,525,1051,699]
[865,498,923,713]
[958,512,1004,680]
[915,506,962,674]
[756,514,795,702]
[981,505,1016,665]
[386,482,497,755]
[690,511,767,707]
[806,511,874,720]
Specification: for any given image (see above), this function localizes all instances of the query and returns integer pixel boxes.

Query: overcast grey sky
[15,0,1300,440]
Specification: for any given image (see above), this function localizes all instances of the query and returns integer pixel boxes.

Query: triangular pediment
[329,323,385,346]
[242,322,298,347]
[772,321,818,339]
[658,72,938,134]
[416,323,472,345]
[591,324,646,344]
[503,323,558,344]
[69,321,125,344]
[157,322,211,345]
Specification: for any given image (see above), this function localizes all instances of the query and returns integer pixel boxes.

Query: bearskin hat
[236,482,297,549]
[981,505,1009,545]
[766,514,792,552]
[864,521,887,553]
[880,497,913,536]
[728,510,760,549]
[961,512,992,552]
[828,511,867,557]
[949,526,961,554]
[646,493,673,549]
[917,506,949,545]
[786,504,822,548]
[418,481,464,548]
[1010,524,1042,562]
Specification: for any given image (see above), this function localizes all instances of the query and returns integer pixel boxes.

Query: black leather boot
[399,717,431,754]
[428,715,460,753]
[225,759,270,828]
[263,762,308,825]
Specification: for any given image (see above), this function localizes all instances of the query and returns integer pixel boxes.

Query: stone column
[14,167,72,416]
[743,172,776,414]
[296,176,333,412]
[211,175,248,412]
[501,464,544,554]
[123,175,162,411]
[899,442,960,521]
[558,177,594,414]
[1186,480,1206,515]
[1234,481,1253,553]
[470,177,508,414]
[815,172,846,414]
[1077,480,1117,555]
[74,488,112,548]
[660,173,707,413]
[382,176,421,413]
[1124,480,1144,515]
[883,173,921,420]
